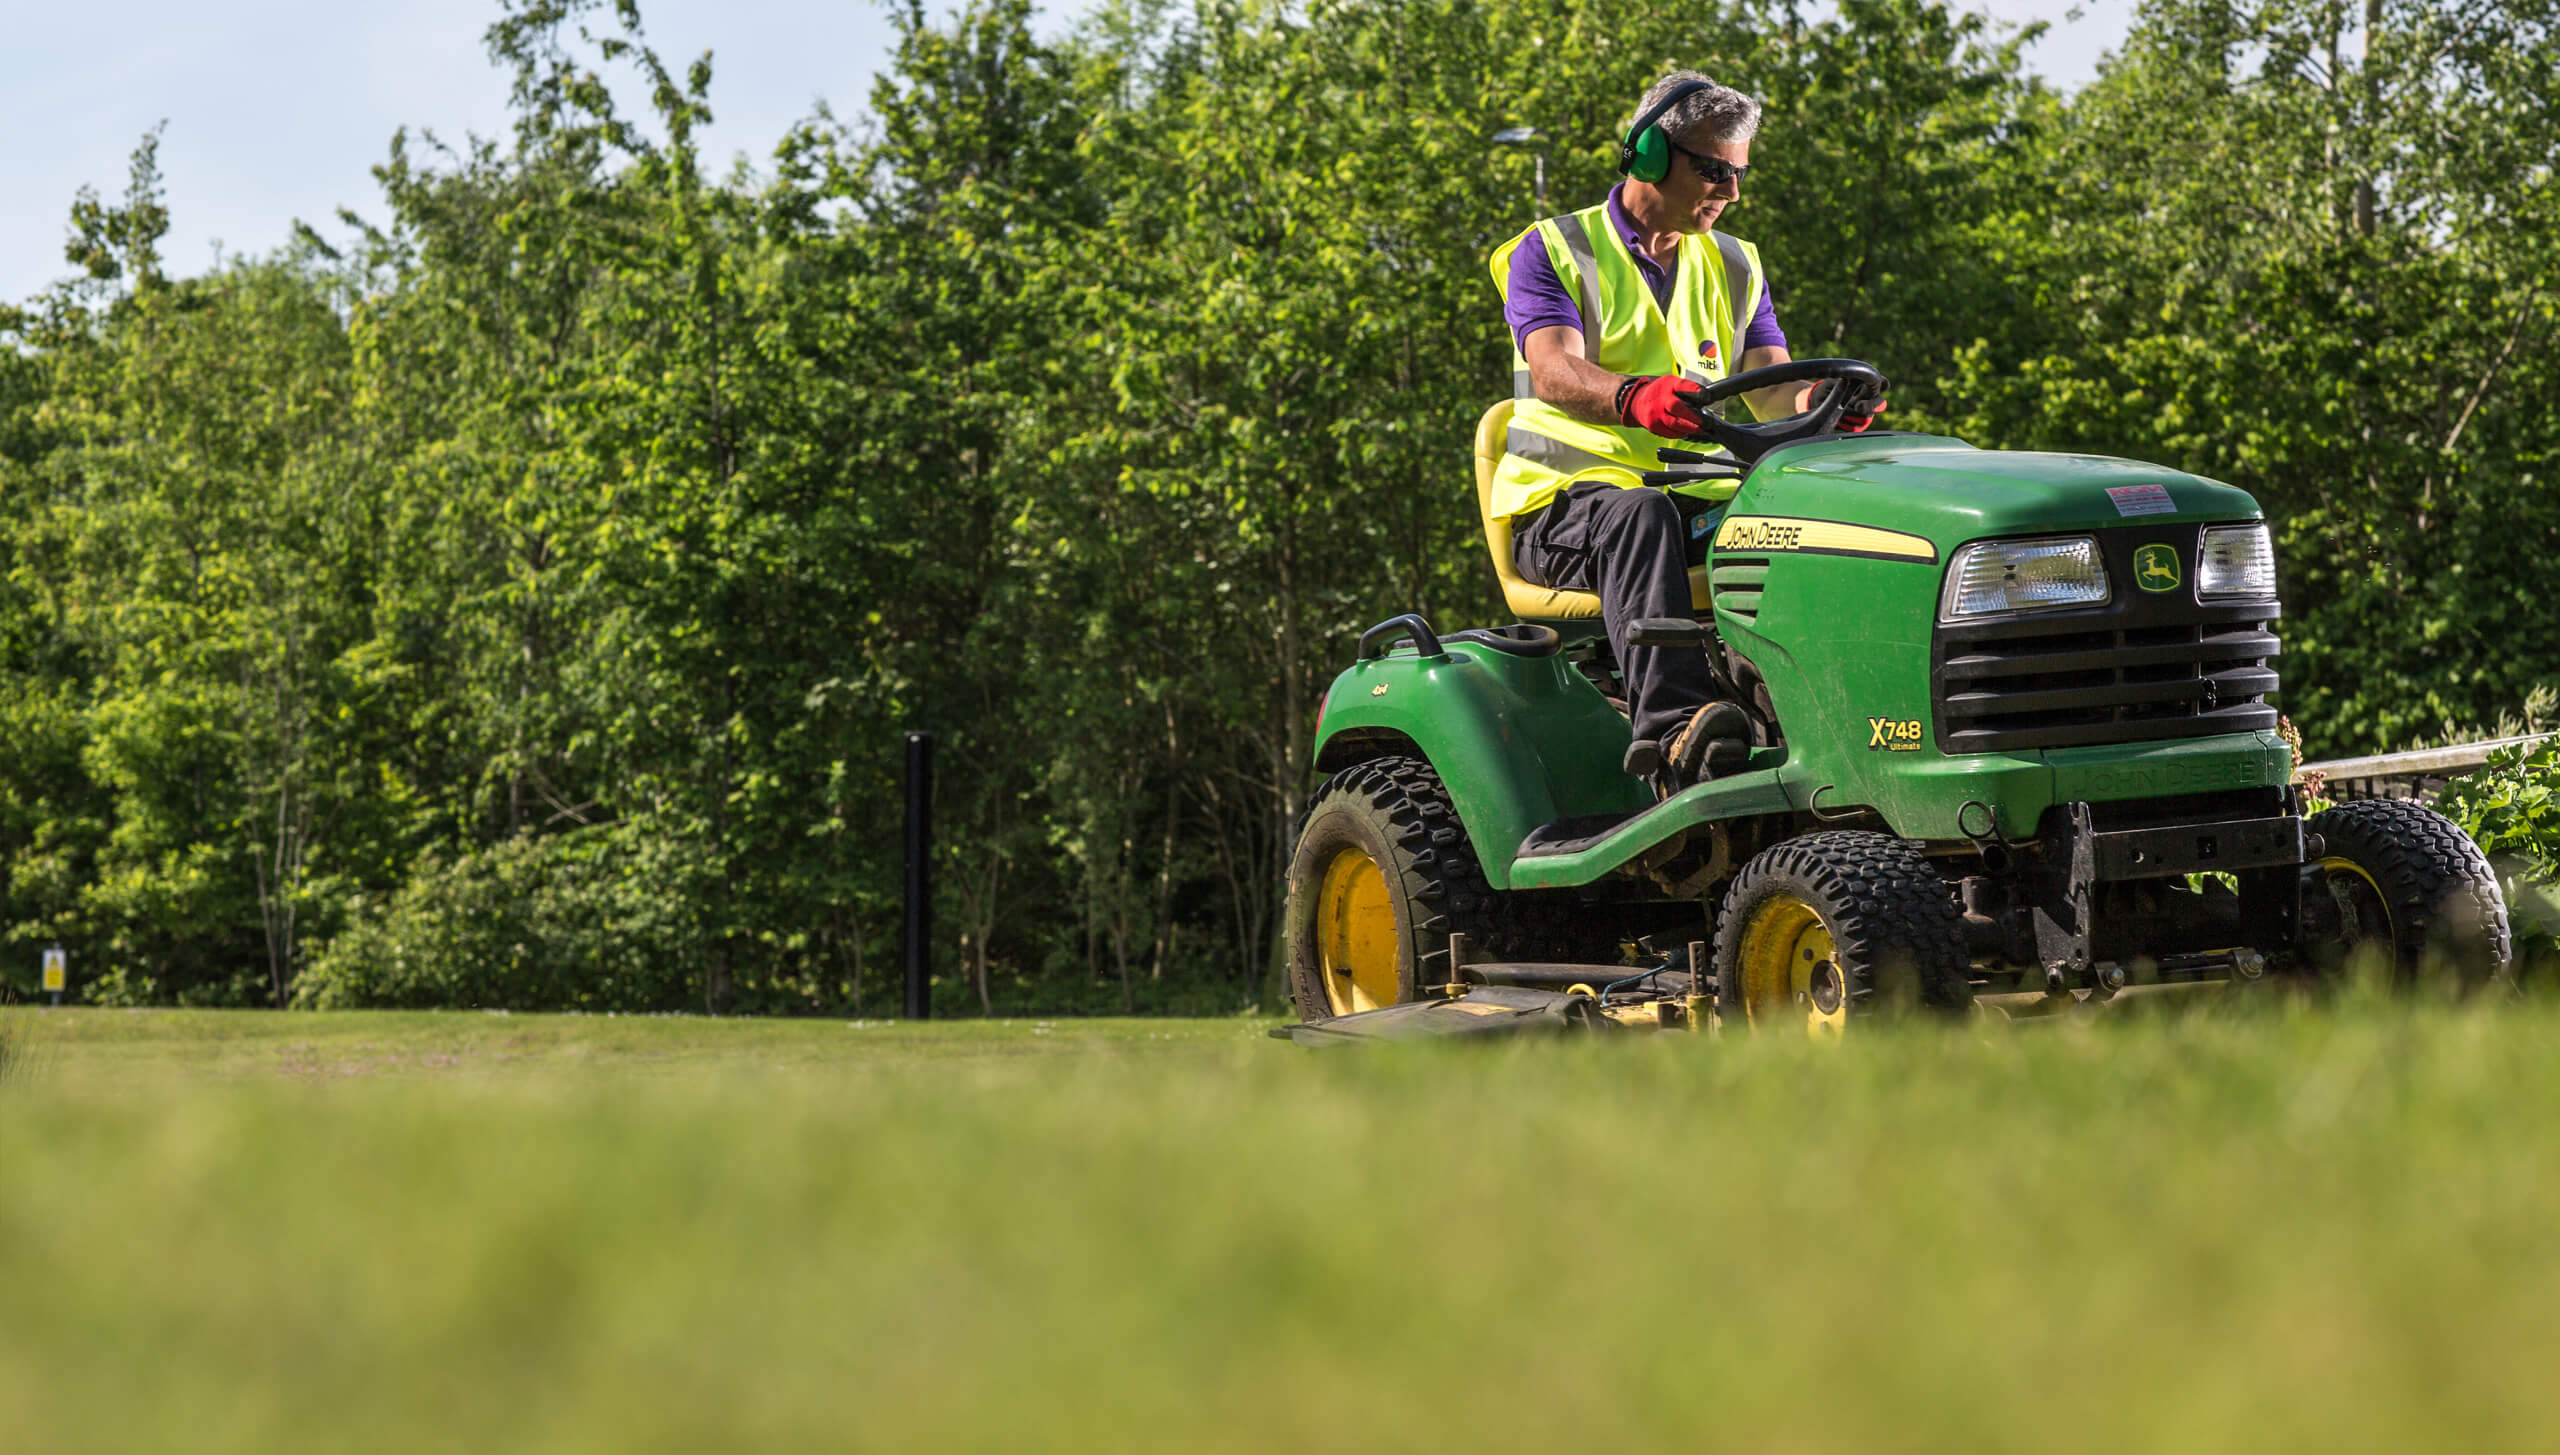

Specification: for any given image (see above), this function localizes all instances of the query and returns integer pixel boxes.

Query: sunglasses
[1671,143,1749,189]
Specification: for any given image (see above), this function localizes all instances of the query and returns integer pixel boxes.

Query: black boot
[1663,701,1750,789]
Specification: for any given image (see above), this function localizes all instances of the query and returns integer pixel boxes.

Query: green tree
[1941,0,2560,753]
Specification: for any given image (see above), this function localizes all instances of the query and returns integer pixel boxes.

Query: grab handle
[1356,613,1445,660]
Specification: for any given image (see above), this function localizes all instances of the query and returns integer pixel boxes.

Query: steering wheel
[1675,358,1888,465]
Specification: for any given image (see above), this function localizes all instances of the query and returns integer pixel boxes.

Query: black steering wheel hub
[1674,357,1887,465]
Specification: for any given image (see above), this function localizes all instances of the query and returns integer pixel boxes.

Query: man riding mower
[1492,73,1880,796]
[1278,75,2511,1040]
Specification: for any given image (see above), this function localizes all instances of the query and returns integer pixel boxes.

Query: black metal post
[903,731,933,1020]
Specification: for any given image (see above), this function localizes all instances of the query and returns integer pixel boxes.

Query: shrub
[295,826,713,1012]
[2436,737,2560,980]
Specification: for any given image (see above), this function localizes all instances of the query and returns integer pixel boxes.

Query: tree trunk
[847,911,866,1015]
[956,854,1001,1017]
[2353,0,2381,237]
[1148,704,1181,983]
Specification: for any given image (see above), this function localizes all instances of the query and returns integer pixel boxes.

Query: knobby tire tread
[2308,797,2511,981]
[1713,830,1972,1016]
[1289,755,1606,1020]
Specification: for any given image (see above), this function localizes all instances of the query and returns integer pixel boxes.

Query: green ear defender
[1618,79,1712,183]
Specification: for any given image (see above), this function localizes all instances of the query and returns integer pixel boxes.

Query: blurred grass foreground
[3,1003,2557,1452]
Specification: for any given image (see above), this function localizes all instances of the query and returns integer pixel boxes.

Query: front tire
[1711,831,1971,1033]
[2305,798,2511,987]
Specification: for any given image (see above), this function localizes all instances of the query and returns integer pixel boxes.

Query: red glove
[1840,399,1888,433]
[1615,374,1711,438]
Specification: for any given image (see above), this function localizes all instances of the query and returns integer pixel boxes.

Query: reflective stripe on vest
[1504,425,1624,478]
[1680,233,1757,389]
[1554,218,1605,363]
[1712,231,1754,347]
[1486,204,1765,519]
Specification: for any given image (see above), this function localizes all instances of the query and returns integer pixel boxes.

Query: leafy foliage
[1937,0,2560,750]
[294,827,711,1010]
[2437,737,2560,973]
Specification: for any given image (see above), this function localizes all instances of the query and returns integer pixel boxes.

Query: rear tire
[1283,755,1610,1022]
[1285,757,1496,1022]
[1711,831,1971,1033]
[2305,798,2511,987]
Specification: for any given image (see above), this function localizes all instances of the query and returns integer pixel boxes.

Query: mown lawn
[3,1000,2556,1452]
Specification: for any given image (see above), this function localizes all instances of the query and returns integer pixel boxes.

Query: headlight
[2198,523,2276,600]
[1940,535,2110,621]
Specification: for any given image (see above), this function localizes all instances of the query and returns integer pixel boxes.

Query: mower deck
[1278,934,2256,1044]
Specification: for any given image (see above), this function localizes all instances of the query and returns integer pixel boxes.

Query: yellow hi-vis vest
[1486,202,1766,520]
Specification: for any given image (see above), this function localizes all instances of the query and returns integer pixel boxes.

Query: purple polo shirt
[1504,183,1786,354]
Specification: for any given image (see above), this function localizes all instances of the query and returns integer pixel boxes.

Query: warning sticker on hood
[2107,483,2176,517]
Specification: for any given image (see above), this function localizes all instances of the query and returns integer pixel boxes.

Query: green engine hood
[1739,435,2262,546]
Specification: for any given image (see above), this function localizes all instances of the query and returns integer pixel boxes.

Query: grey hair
[1635,71,1762,147]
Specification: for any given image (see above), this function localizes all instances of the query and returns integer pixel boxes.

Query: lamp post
[1491,126,1549,211]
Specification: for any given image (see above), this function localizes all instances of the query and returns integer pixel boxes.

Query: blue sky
[2,0,2130,305]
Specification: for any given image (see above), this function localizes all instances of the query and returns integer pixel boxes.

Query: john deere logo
[2135,544,2182,593]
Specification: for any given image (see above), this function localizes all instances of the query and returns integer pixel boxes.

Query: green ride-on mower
[1281,359,2512,1042]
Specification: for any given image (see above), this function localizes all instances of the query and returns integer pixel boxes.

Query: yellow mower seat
[1473,400,1714,621]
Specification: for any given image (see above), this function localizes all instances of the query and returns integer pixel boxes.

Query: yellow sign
[41,948,66,993]
[1713,515,1937,563]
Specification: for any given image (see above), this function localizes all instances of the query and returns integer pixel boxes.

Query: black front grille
[1932,525,2280,754]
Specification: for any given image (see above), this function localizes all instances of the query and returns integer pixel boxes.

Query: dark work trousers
[1511,481,1726,745]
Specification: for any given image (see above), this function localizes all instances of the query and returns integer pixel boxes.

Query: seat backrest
[1472,397,1514,561]
[1474,399,1606,621]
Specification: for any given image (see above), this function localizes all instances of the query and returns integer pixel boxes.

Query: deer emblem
[2135,544,2182,593]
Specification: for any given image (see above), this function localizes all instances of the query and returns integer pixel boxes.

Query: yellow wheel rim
[1735,893,1850,1036]
[1314,846,1401,1015]
[2317,855,2395,957]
